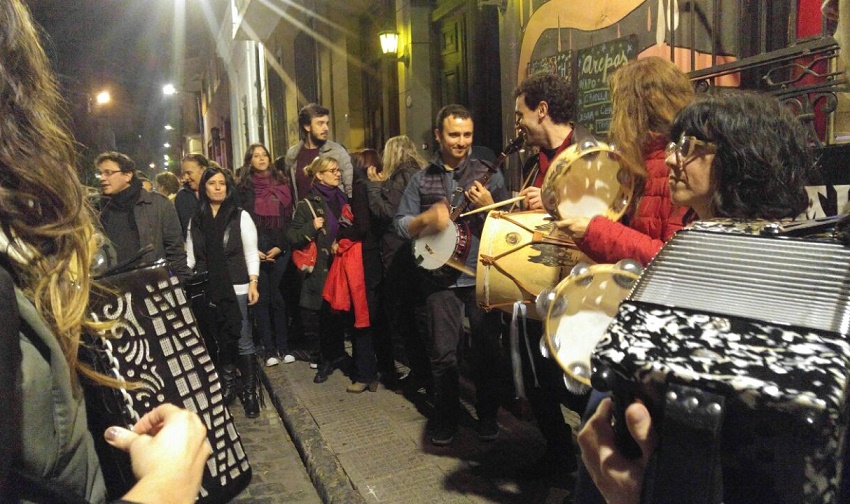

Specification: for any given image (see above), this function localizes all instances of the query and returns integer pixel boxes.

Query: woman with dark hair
[187,167,262,417]
[236,143,295,367]
[0,1,209,501]
[578,90,819,504]
[666,91,814,220]
[286,155,376,392]
[555,56,694,266]
[365,135,431,392]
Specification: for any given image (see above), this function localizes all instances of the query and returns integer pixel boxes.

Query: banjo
[412,135,525,284]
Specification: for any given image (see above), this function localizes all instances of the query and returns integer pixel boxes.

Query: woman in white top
[186,167,261,417]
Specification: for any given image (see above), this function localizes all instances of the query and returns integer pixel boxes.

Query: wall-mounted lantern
[379,30,409,67]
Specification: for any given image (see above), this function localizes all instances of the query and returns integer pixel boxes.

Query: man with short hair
[515,72,594,210]
[96,151,191,282]
[284,103,354,198]
[175,154,209,237]
[394,104,508,446]
[512,72,594,486]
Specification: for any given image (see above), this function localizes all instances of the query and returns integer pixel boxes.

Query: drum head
[413,223,461,270]
[541,142,634,221]
[544,264,640,387]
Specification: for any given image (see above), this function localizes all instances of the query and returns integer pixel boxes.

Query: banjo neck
[450,135,525,221]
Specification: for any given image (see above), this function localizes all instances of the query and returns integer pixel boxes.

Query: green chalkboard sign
[528,50,574,90]
[575,35,638,136]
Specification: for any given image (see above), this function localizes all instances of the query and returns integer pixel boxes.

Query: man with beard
[284,103,354,198]
[394,104,508,446]
[97,151,191,282]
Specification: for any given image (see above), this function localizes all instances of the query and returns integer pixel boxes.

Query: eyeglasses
[323,168,340,175]
[97,169,123,178]
[666,135,717,164]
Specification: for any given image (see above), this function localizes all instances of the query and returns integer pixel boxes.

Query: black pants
[519,319,589,460]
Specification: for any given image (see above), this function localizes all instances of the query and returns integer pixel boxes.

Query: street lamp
[165,124,174,130]
[162,83,178,96]
[379,30,408,67]
[164,142,171,148]
[95,90,111,105]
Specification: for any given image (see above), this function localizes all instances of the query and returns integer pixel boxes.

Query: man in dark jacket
[175,154,209,238]
[96,151,191,282]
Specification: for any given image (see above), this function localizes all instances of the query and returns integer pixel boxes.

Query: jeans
[425,286,501,419]
[236,292,255,356]
[255,251,290,355]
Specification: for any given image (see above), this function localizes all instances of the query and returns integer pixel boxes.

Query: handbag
[292,199,319,273]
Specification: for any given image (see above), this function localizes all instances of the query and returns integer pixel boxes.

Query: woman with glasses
[287,155,371,388]
[577,90,817,504]
[555,57,694,266]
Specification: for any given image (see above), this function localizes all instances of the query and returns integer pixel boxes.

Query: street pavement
[230,347,581,503]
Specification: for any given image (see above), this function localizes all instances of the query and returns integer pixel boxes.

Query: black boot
[238,354,260,418]
[220,364,237,406]
[430,368,459,446]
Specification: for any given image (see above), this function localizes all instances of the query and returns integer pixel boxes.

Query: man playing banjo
[394,104,509,446]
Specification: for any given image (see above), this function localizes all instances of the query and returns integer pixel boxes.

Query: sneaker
[478,417,500,442]
[265,355,280,367]
[282,354,296,364]
[309,361,319,369]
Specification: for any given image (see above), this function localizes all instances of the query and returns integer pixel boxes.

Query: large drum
[542,262,641,393]
[541,140,634,221]
[477,210,589,319]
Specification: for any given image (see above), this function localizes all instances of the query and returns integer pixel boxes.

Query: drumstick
[459,195,526,218]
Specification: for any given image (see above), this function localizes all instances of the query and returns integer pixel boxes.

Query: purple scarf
[312,182,347,240]
[252,172,291,229]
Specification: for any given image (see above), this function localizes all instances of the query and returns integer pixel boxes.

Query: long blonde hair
[381,135,426,178]
[608,57,695,178]
[0,0,114,386]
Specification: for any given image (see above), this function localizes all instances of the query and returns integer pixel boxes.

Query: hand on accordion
[104,403,211,504]
[578,398,658,504]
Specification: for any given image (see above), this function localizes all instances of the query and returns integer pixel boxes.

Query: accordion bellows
[593,222,850,503]
[83,263,251,503]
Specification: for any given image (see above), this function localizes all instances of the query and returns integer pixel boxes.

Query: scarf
[252,172,291,229]
[100,177,142,263]
[311,182,347,241]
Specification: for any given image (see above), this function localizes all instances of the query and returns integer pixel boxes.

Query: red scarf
[533,129,574,188]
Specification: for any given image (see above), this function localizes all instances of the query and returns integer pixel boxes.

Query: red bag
[292,199,319,273]
[292,241,317,273]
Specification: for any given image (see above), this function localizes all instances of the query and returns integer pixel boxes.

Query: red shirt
[533,129,574,188]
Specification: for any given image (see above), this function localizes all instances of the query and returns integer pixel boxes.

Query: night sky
[27,0,182,179]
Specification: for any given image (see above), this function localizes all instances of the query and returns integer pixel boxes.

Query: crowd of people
[3,0,847,501]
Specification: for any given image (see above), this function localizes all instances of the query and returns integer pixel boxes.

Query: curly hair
[670,90,816,220]
[382,135,426,178]
[0,0,114,385]
[236,143,287,189]
[95,151,136,173]
[513,73,576,125]
[298,103,330,139]
[608,57,695,178]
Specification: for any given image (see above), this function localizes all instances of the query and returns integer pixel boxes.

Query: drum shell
[476,210,588,319]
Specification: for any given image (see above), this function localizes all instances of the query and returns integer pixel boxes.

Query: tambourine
[538,260,642,393]
[476,210,589,319]
[540,140,634,221]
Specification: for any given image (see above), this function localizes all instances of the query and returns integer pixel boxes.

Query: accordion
[592,220,850,504]
[81,263,251,503]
